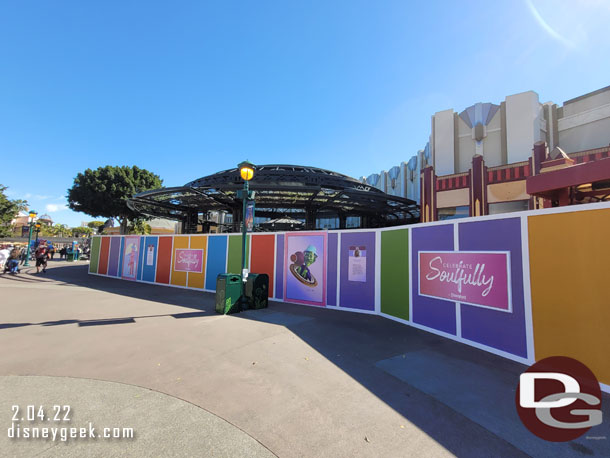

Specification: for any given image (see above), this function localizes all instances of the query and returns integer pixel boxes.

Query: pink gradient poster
[174,249,204,273]
[418,251,511,312]
[121,236,140,280]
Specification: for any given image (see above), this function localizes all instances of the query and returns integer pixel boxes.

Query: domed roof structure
[127,164,419,232]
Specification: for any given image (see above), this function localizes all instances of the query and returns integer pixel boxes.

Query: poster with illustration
[284,233,326,306]
[348,245,366,282]
[121,236,140,280]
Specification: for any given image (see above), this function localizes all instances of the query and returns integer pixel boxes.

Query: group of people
[0,241,54,275]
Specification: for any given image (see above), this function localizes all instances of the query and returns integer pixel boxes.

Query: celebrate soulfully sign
[418,251,511,312]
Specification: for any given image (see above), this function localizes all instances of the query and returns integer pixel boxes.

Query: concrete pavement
[0,260,608,457]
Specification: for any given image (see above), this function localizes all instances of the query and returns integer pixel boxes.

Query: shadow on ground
[2,261,608,457]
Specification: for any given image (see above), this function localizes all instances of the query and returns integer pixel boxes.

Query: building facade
[362,85,610,221]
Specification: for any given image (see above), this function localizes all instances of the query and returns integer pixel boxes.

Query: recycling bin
[215,274,242,314]
[245,273,269,310]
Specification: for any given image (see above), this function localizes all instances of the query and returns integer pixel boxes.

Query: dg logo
[516,356,603,442]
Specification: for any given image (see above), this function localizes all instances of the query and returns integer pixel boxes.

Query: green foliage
[0,184,28,237]
[87,220,106,234]
[129,219,152,235]
[67,166,162,234]
[71,226,93,237]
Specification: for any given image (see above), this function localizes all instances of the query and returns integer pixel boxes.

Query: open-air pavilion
[127,164,420,233]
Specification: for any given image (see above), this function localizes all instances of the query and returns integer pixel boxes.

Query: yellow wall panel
[170,236,189,286]
[188,235,207,289]
[529,208,610,385]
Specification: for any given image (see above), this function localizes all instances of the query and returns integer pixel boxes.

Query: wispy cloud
[525,0,576,49]
[45,204,68,212]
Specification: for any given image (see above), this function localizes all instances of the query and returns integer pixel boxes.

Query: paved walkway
[0,260,608,457]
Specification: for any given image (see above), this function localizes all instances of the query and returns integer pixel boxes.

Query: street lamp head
[238,160,255,181]
[35,223,41,229]
[29,210,37,219]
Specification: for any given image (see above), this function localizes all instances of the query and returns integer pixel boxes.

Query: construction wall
[89,202,610,390]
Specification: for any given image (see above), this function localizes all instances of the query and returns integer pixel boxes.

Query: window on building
[488,200,529,215]
[438,206,469,220]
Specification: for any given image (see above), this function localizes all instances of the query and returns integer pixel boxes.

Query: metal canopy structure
[127,164,419,232]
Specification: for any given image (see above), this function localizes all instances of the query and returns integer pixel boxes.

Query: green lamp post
[238,160,255,306]
[24,211,37,267]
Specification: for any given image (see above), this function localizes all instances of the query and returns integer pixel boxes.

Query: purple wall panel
[107,237,121,277]
[412,225,456,335]
[326,233,338,306]
[275,234,284,299]
[458,218,527,357]
[339,232,375,311]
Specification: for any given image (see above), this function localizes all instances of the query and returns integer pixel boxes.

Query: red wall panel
[155,236,173,284]
[98,237,111,275]
[250,234,275,296]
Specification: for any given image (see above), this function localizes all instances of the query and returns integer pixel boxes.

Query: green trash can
[66,251,75,262]
[245,273,269,310]
[215,274,242,315]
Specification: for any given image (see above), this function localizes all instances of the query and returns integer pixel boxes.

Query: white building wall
[432,109,455,175]
[505,91,541,163]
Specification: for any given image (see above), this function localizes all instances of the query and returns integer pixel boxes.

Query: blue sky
[1,0,609,227]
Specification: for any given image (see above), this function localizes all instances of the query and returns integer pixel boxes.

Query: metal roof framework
[127,164,420,232]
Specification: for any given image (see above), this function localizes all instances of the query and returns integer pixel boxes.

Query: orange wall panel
[250,234,275,296]
[529,208,610,385]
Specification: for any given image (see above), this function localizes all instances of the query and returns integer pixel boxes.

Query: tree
[87,221,105,234]
[71,226,93,237]
[129,219,152,235]
[67,166,162,235]
[0,184,28,237]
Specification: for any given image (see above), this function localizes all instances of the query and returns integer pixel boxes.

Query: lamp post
[35,223,41,244]
[238,160,255,306]
[24,211,37,267]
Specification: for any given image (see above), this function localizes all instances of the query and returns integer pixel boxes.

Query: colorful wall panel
[458,218,527,358]
[411,224,457,335]
[326,233,338,306]
[98,237,110,275]
[227,235,250,274]
[185,235,207,289]
[89,236,101,274]
[380,228,409,320]
[141,236,158,283]
[107,237,121,277]
[529,208,610,386]
[156,236,173,284]
[275,234,284,299]
[205,236,228,290]
[170,236,189,287]
[250,234,275,297]
[136,237,146,281]
[339,231,376,311]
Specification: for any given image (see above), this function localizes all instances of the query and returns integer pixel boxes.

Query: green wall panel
[380,229,409,320]
[227,235,250,274]
[89,236,101,274]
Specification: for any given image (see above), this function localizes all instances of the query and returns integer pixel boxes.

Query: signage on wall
[174,249,204,273]
[348,245,367,282]
[284,233,327,306]
[418,251,511,312]
[146,245,155,266]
